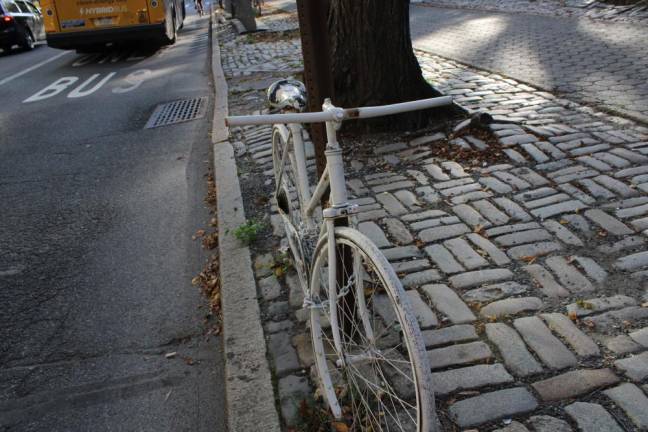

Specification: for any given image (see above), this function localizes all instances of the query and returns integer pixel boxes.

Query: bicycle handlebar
[225,95,453,127]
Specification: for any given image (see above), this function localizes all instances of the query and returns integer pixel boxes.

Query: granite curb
[210,15,282,432]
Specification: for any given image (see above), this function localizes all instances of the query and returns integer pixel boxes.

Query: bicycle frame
[226,95,453,361]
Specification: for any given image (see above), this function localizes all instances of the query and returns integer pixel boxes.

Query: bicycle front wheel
[310,227,438,432]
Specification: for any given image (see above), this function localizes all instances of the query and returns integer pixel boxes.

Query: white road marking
[23,76,79,103]
[68,72,116,98]
[112,69,151,94]
[0,50,71,87]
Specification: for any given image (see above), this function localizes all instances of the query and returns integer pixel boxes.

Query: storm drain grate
[145,97,208,129]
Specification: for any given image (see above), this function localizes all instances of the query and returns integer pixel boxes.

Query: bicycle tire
[309,227,438,432]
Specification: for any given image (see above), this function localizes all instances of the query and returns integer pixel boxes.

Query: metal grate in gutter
[145,97,208,129]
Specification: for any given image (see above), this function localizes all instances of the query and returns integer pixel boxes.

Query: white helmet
[267,79,307,112]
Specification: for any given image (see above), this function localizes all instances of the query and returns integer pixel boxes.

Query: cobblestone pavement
[410,5,648,126]
[218,13,648,431]
[418,0,648,23]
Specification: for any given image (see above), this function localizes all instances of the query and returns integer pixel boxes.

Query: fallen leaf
[568,311,578,322]
[332,422,349,432]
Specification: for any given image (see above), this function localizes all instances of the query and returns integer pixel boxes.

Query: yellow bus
[41,0,185,51]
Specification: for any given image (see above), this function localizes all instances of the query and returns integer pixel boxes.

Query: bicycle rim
[310,227,436,432]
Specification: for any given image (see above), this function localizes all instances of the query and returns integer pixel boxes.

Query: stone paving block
[514,316,577,369]
[493,197,532,221]
[565,402,623,432]
[530,199,588,219]
[486,323,543,377]
[268,332,300,377]
[601,334,643,355]
[542,313,600,357]
[493,171,532,190]
[411,216,459,231]
[440,183,482,197]
[463,281,528,303]
[394,190,423,211]
[448,387,538,428]
[451,191,496,206]
[401,269,442,288]
[452,203,491,228]
[425,244,465,274]
[291,333,313,368]
[259,275,282,301]
[558,183,596,205]
[465,233,511,265]
[584,209,634,236]
[278,375,311,426]
[479,176,513,194]
[524,193,571,210]
[494,228,554,246]
[615,351,648,381]
[392,259,430,274]
[629,327,648,347]
[421,284,476,324]
[480,297,543,318]
[615,250,648,271]
[566,295,637,317]
[358,221,391,248]
[604,383,648,429]
[427,341,492,370]
[507,241,562,260]
[382,217,414,245]
[486,222,541,237]
[431,363,514,396]
[545,256,594,293]
[449,268,513,289]
[286,273,304,308]
[376,192,407,216]
[571,256,608,283]
[472,199,510,225]
[265,320,294,335]
[444,237,489,269]
[527,415,572,432]
[524,264,570,297]
[405,290,438,329]
[421,324,477,348]
[532,368,619,401]
[542,220,584,246]
[587,306,648,331]
[419,223,470,243]
[594,175,638,198]
[382,245,421,261]
[372,180,416,194]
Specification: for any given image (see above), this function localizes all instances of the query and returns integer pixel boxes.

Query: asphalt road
[0,10,226,432]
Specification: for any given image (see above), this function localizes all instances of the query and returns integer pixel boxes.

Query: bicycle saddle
[267,79,307,112]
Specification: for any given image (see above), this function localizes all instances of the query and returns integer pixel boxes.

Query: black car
[0,0,45,52]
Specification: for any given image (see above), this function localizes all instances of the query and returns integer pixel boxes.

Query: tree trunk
[329,0,452,131]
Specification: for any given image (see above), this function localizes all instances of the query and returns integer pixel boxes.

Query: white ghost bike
[226,84,452,432]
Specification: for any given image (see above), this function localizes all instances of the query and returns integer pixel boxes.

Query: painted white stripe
[0,50,71,86]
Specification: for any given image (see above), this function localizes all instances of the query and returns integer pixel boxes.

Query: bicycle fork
[321,100,375,365]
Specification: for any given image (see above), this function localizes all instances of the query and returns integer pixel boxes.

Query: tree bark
[329,0,452,131]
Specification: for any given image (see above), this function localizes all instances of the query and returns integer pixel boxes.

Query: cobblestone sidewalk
[418,0,648,23]
[410,6,648,127]
[218,12,648,431]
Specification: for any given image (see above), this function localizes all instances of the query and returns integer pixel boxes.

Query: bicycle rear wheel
[309,227,438,432]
